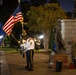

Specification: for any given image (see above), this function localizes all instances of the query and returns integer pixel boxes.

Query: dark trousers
[26,50,34,70]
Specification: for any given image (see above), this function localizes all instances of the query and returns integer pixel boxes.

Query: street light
[0,0,2,6]
[38,35,44,39]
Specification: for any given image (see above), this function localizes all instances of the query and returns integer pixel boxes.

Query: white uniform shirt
[20,42,27,50]
[26,38,35,50]
[20,37,35,51]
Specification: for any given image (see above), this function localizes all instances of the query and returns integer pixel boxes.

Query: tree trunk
[44,30,50,52]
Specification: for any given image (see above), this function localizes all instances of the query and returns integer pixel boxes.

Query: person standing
[25,36,35,71]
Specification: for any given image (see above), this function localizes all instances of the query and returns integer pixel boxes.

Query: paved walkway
[0,50,76,75]
[0,51,11,75]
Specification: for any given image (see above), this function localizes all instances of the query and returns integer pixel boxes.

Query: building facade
[61,19,76,54]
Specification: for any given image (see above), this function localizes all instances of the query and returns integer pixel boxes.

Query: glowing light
[38,35,44,39]
[0,35,3,39]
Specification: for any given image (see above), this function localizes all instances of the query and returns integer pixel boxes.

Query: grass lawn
[0,46,19,54]
[0,46,46,54]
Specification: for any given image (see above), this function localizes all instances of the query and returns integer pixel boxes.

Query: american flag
[2,5,23,36]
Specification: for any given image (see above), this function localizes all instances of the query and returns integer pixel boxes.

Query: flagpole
[11,34,19,44]
[1,35,7,45]
[20,21,26,39]
[21,21,24,32]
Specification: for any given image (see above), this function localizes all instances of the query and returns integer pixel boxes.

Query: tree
[26,3,67,51]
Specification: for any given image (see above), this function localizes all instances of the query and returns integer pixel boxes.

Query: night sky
[0,0,74,12]
[59,0,74,12]
[45,0,74,12]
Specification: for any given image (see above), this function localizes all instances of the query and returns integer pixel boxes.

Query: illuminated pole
[21,21,26,39]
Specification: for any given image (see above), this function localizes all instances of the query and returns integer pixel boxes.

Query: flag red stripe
[3,11,23,35]
[3,16,14,30]
[4,23,14,32]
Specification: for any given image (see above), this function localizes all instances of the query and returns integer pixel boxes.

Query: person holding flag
[25,35,35,71]
[20,35,35,71]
